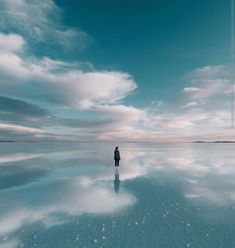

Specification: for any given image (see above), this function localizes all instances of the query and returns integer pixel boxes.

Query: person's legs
[115,159,118,166]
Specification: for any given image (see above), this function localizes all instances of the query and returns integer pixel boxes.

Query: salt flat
[0,142,234,248]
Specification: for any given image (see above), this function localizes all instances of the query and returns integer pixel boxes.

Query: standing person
[114,146,120,167]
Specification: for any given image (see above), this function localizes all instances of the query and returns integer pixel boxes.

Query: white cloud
[142,65,234,139]
[0,33,24,52]
[183,65,231,101]
[183,79,230,100]
[53,71,137,108]
[187,65,228,79]
[183,87,201,92]
[0,0,91,50]
[0,123,43,134]
[0,53,30,81]
[181,101,199,108]
[0,33,233,142]
[96,105,143,123]
[0,32,137,109]
[0,2,232,142]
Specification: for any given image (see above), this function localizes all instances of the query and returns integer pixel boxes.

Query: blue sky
[55,0,230,104]
[0,0,234,142]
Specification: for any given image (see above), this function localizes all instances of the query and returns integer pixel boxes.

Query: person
[114,146,120,167]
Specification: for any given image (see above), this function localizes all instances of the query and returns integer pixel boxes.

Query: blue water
[0,142,235,248]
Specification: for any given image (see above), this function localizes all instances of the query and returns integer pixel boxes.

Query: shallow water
[0,142,235,248]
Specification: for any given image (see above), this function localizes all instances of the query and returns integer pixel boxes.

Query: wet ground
[0,142,235,248]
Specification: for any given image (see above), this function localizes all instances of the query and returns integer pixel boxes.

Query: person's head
[115,146,118,150]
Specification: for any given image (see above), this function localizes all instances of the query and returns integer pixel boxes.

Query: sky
[0,0,235,142]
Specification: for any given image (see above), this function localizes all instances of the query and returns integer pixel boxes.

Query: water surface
[0,142,235,248]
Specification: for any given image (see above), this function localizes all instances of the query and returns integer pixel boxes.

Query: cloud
[0,95,49,117]
[2,60,233,142]
[186,65,229,79]
[142,64,234,139]
[0,6,233,142]
[52,71,137,108]
[181,101,199,108]
[0,32,137,109]
[96,105,143,124]
[0,123,43,134]
[0,5,139,141]
[62,104,147,141]
[183,87,201,92]
[182,79,230,100]
[0,33,24,52]
[182,65,231,100]
[0,0,91,50]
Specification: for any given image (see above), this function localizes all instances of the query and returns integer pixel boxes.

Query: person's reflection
[114,168,120,193]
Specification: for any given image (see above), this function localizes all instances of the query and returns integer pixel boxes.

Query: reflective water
[0,142,235,248]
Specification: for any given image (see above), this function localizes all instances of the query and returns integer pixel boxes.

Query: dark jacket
[114,150,120,160]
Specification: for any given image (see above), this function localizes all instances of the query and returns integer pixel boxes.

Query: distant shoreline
[193,141,235,143]
[1,140,235,144]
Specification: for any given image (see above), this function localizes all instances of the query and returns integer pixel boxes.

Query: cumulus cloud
[0,33,24,52]
[0,1,233,142]
[186,65,229,79]
[182,65,232,101]
[1,52,233,141]
[0,1,139,141]
[182,79,230,100]
[52,71,136,108]
[0,0,91,50]
[96,105,143,124]
[64,104,147,142]
[0,32,137,109]
[142,64,234,140]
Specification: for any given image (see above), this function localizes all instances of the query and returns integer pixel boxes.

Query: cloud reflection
[1,143,235,246]
[0,239,19,248]
[0,175,136,238]
[0,153,43,164]
[94,144,235,205]
[118,144,235,205]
